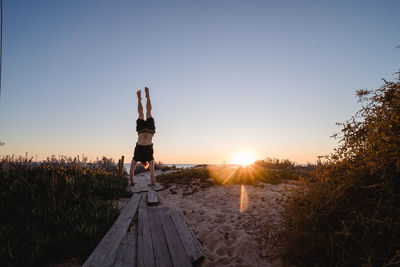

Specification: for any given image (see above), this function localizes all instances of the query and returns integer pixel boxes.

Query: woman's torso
[137,132,153,146]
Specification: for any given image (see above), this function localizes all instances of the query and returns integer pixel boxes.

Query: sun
[234,151,256,166]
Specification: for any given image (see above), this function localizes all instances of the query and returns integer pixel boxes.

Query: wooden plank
[137,194,156,267]
[83,193,142,267]
[132,184,152,193]
[147,190,159,206]
[159,207,193,267]
[170,209,204,264]
[149,183,166,192]
[112,228,136,267]
[148,207,173,267]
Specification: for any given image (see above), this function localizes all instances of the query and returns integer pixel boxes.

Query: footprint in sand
[215,245,226,257]
[222,236,236,247]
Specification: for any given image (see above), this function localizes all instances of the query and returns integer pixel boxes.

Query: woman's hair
[143,161,150,169]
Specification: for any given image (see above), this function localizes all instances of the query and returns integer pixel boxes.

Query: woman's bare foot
[148,183,155,186]
[130,182,137,186]
[145,87,150,98]
[137,90,142,100]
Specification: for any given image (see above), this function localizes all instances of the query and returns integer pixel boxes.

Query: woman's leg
[145,87,152,119]
[129,158,137,185]
[148,159,155,186]
[137,90,144,120]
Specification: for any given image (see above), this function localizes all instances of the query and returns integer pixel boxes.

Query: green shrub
[278,75,400,266]
[156,163,310,187]
[0,156,131,266]
[157,167,213,187]
[254,158,296,170]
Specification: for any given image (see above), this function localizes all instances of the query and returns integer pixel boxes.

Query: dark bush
[0,156,131,266]
[278,75,400,266]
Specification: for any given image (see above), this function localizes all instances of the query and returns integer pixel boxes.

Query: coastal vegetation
[0,155,131,266]
[278,75,400,266]
[156,158,312,187]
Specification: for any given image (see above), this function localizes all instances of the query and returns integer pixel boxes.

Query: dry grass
[277,75,400,266]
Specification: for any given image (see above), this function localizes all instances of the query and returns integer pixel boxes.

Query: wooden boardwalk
[83,183,204,267]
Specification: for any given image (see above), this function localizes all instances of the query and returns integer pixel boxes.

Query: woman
[129,87,156,186]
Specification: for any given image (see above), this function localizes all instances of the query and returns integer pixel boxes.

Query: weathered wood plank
[147,190,159,206]
[149,183,166,192]
[112,228,136,267]
[148,207,173,267]
[159,207,193,267]
[170,210,204,264]
[83,193,142,267]
[132,184,152,193]
[137,194,156,267]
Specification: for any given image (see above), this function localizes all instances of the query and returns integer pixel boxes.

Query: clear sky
[0,0,399,164]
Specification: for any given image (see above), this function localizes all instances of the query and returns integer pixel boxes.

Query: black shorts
[133,143,154,164]
[136,117,156,134]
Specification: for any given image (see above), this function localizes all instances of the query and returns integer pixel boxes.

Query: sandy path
[158,182,289,267]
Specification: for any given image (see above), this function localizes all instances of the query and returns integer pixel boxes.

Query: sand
[158,182,288,267]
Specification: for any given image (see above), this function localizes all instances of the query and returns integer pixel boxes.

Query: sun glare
[234,151,256,166]
[240,184,249,212]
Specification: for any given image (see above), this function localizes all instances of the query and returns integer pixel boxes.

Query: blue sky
[0,0,399,164]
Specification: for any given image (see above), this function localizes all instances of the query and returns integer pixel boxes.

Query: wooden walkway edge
[83,193,142,267]
[170,210,204,264]
[112,228,137,267]
[158,207,193,267]
[83,187,204,267]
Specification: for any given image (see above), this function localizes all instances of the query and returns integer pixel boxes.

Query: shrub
[0,155,131,266]
[278,75,400,266]
[157,167,213,187]
[156,163,311,187]
[254,158,296,170]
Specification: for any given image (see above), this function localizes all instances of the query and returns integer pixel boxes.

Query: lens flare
[240,184,248,212]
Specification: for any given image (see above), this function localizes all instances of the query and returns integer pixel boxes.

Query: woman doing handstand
[129,87,156,186]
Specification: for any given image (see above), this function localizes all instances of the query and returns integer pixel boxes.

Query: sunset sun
[234,151,256,166]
